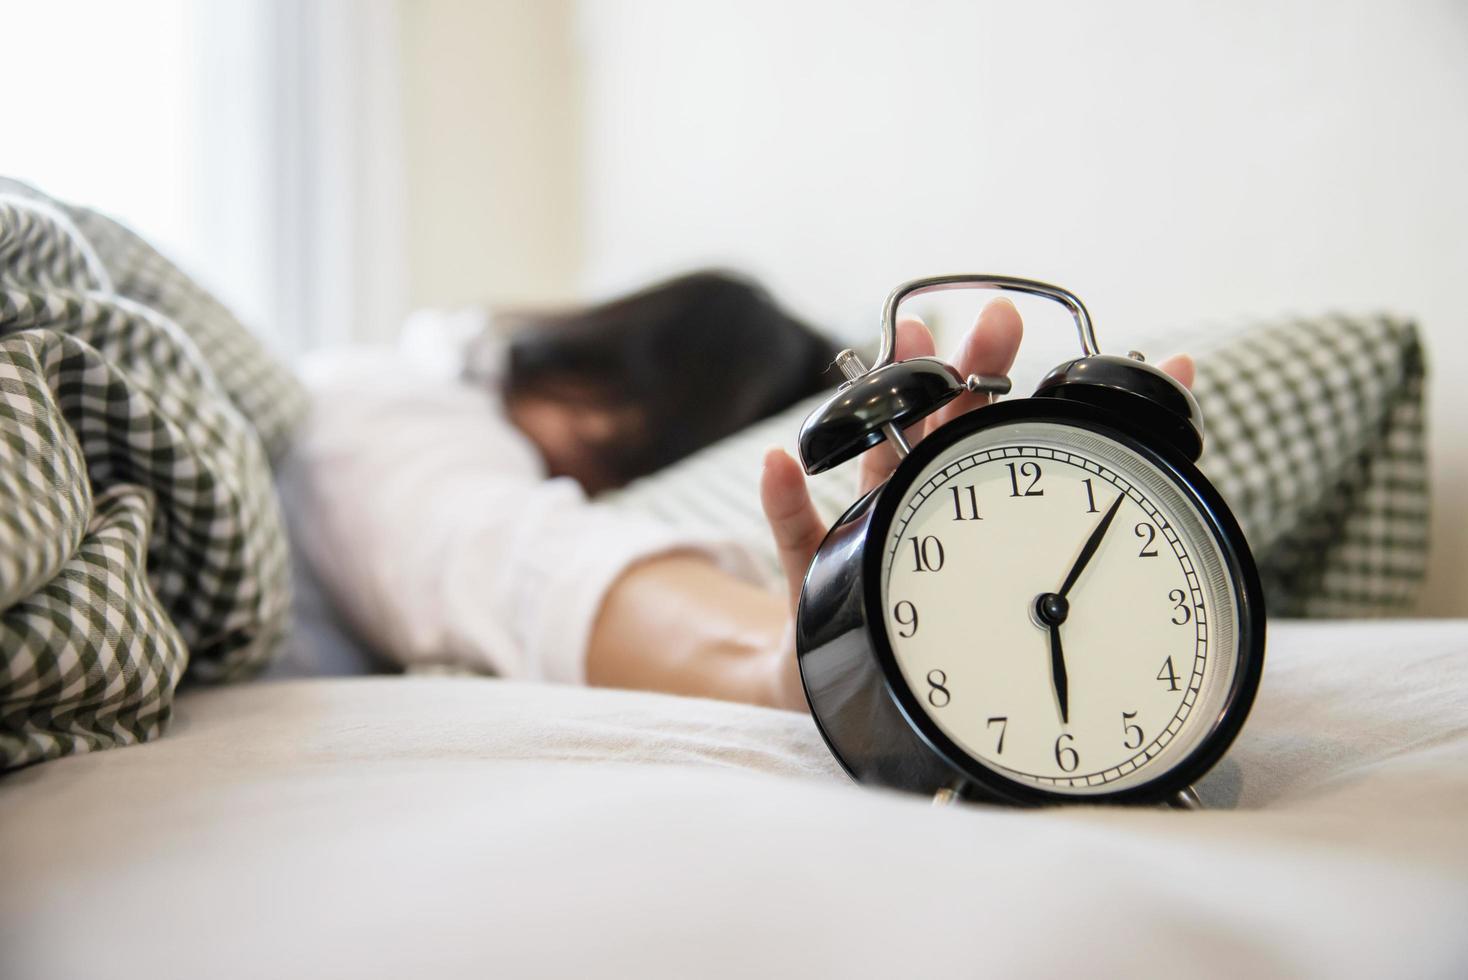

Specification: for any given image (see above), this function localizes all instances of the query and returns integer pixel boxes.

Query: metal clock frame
[794,397,1267,808]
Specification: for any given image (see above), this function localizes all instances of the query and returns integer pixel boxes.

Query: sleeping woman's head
[494,271,841,495]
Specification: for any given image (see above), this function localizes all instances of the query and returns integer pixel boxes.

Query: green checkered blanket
[0,182,306,770]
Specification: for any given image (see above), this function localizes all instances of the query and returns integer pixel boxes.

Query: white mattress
[1,619,1465,978]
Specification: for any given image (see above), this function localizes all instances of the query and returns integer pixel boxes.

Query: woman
[292,271,1194,709]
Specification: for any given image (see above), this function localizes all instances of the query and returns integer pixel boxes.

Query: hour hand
[1035,592,1071,725]
[1047,623,1069,725]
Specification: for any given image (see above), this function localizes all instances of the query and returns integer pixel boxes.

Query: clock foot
[1168,785,1203,811]
[931,787,961,807]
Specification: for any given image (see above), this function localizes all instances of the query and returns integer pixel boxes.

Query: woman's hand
[758,298,1195,712]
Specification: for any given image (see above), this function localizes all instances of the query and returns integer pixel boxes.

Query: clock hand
[1034,593,1071,725]
[1057,491,1127,598]
[1047,622,1069,725]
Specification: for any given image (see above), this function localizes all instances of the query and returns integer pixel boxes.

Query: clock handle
[868,274,1101,371]
[795,274,1090,475]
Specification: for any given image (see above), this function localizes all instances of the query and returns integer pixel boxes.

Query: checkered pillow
[610,313,1429,617]
[1191,314,1427,616]
[0,187,302,769]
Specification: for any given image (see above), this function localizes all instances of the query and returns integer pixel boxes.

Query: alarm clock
[794,275,1265,809]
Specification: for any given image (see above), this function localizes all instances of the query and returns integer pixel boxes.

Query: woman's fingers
[1158,353,1195,390]
[762,316,936,611]
[932,297,1024,429]
[859,316,937,494]
[760,447,827,610]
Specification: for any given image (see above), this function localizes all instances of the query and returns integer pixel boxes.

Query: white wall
[577,0,1468,614]
[2,0,410,354]
[400,0,583,311]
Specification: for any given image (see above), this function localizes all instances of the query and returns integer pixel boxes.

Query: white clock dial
[880,420,1239,795]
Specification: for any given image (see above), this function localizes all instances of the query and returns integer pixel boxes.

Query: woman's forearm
[585,555,799,708]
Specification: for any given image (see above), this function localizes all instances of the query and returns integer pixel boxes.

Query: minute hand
[1057,492,1127,597]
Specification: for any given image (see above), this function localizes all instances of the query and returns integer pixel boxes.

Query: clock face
[878,419,1240,796]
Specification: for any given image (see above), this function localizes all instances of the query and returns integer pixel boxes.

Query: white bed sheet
[1,620,1465,978]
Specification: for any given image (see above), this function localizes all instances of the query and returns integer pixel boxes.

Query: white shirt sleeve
[283,348,736,683]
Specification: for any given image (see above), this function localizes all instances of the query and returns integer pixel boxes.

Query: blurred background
[2,0,1465,613]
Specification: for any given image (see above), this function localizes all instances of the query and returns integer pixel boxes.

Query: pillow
[608,313,1428,616]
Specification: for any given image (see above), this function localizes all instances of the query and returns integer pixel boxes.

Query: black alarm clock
[795,274,1265,809]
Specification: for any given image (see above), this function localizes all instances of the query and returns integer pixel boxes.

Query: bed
[2,618,1465,978]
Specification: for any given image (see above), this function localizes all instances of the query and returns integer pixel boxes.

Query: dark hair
[495,270,840,484]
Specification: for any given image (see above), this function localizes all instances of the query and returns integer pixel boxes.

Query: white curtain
[0,0,408,353]
[193,0,409,352]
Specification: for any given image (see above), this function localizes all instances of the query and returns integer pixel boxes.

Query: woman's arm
[584,299,1195,711]
[585,554,796,707]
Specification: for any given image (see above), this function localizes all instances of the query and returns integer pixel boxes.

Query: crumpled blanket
[0,182,306,769]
